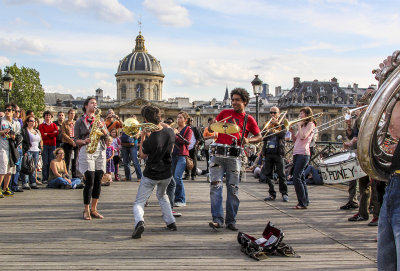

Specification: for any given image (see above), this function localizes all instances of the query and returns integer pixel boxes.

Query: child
[105,136,115,183]
[110,129,121,181]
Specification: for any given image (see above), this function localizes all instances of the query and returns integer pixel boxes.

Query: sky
[0,0,399,101]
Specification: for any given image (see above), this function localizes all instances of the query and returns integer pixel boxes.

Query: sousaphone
[357,50,400,181]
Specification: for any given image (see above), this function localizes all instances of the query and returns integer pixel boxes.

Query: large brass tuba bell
[122,118,140,137]
[357,50,400,181]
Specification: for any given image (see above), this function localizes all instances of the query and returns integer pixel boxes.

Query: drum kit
[209,121,242,158]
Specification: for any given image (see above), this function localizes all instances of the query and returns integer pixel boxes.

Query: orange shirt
[105,118,122,133]
[203,127,218,140]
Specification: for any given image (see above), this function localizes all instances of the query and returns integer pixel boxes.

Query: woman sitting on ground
[47,147,83,189]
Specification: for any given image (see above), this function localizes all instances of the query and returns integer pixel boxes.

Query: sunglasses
[16,110,21,113]
[270,112,278,114]
[5,108,13,112]
[28,120,35,122]
[57,152,64,155]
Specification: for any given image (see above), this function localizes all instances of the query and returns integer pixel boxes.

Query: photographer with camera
[105,109,122,133]
[0,103,22,198]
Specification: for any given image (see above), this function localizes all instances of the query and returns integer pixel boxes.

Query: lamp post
[251,74,262,124]
[2,72,14,103]
[195,107,201,127]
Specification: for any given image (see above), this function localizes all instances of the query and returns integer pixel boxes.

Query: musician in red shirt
[208,88,261,231]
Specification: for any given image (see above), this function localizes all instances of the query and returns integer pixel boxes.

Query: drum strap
[240,114,249,147]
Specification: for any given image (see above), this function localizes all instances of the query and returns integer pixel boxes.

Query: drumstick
[218,115,233,123]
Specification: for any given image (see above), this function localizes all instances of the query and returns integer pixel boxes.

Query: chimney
[353,83,358,92]
[275,86,282,96]
[331,77,338,83]
[293,77,300,88]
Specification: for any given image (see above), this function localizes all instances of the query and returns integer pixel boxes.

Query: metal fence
[284,141,344,166]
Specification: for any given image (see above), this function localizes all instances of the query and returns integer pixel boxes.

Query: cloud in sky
[0,37,46,55]
[143,0,191,27]
[4,0,134,23]
[1,0,398,101]
[0,56,10,67]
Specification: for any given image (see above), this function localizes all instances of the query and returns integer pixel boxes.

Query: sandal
[90,210,104,219]
[293,205,307,209]
[83,211,91,220]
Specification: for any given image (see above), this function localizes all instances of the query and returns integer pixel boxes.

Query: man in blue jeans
[378,98,400,270]
[121,131,142,182]
[208,88,261,231]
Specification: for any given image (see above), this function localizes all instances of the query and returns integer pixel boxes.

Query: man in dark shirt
[262,106,288,202]
[54,111,65,148]
[132,105,177,239]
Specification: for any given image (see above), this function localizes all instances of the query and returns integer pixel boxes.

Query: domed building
[115,32,164,101]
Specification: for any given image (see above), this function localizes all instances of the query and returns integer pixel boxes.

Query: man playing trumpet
[262,106,289,202]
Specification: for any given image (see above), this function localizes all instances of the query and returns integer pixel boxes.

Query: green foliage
[1,63,45,116]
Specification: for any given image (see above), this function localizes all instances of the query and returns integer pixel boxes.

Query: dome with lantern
[115,32,164,101]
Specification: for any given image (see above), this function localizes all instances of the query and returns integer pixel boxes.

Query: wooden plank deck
[1,161,377,270]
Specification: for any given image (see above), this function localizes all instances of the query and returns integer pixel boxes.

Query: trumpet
[263,112,324,139]
[122,118,160,137]
[260,111,287,135]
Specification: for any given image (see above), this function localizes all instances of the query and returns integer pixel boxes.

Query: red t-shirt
[215,109,260,145]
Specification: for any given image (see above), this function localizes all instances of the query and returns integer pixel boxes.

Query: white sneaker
[282,195,289,202]
[172,211,182,217]
[174,202,186,207]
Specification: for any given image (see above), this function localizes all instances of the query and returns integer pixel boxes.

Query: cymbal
[210,122,240,134]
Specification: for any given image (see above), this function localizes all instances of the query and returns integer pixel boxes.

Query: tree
[1,63,46,116]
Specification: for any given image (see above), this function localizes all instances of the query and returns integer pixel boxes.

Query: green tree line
[1,63,45,116]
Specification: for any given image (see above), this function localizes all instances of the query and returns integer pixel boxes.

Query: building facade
[277,77,367,142]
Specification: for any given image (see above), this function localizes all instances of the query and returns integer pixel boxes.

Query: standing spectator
[105,136,115,181]
[10,104,24,192]
[0,104,21,198]
[21,115,42,190]
[289,107,316,209]
[110,128,121,181]
[184,118,202,180]
[120,116,142,182]
[61,109,78,178]
[54,112,65,148]
[105,109,122,133]
[39,111,59,184]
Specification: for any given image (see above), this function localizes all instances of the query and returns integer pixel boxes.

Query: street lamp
[2,72,14,103]
[195,107,201,127]
[251,74,262,124]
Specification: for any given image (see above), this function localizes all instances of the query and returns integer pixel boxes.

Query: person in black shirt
[132,105,177,239]
[262,106,288,202]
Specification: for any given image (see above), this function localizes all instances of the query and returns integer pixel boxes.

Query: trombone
[262,112,324,139]
[314,104,368,133]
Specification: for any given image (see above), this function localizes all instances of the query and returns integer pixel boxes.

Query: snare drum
[318,151,366,184]
[210,143,242,158]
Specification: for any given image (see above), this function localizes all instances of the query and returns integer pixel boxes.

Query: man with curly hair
[208,88,262,231]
